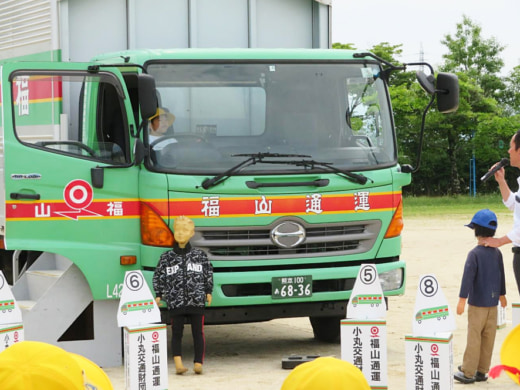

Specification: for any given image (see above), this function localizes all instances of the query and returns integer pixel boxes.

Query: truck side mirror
[416,71,436,95]
[436,72,459,113]
[133,138,145,166]
[416,71,459,114]
[138,73,158,119]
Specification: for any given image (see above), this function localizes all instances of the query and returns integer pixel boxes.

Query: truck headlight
[379,268,404,291]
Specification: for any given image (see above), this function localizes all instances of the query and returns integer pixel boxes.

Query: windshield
[145,62,396,174]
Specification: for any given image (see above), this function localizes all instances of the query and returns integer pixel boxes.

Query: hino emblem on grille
[271,221,306,248]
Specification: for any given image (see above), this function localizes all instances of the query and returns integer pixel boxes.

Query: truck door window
[10,72,129,164]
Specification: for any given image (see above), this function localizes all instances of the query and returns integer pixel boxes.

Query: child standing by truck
[153,216,213,375]
[454,209,507,384]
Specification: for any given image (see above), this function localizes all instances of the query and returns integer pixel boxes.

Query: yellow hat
[281,357,370,390]
[149,107,175,127]
[0,341,114,390]
[489,323,520,384]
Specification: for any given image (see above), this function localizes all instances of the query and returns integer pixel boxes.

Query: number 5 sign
[346,264,387,320]
[360,264,377,285]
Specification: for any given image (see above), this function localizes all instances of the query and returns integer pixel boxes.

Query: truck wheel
[309,316,342,343]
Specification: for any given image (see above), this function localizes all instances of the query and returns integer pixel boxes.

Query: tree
[331,42,356,50]
[441,15,505,99]
[501,65,520,115]
[370,42,416,86]
[333,16,520,195]
[369,42,402,63]
[432,16,509,194]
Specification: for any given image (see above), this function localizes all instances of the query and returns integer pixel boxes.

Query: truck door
[0,62,142,299]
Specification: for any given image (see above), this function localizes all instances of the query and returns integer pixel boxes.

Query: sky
[331,0,520,76]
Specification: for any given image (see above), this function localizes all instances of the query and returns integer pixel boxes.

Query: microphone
[481,158,509,182]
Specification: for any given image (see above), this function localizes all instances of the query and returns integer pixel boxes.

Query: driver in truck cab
[148,107,176,144]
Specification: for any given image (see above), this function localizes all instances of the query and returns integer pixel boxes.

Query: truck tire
[309,315,342,343]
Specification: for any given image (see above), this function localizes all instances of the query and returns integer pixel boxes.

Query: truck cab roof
[91,48,368,66]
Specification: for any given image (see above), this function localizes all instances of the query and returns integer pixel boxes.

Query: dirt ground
[104,214,520,389]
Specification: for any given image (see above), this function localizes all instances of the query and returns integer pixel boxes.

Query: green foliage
[332,42,356,50]
[399,17,520,195]
[441,15,505,98]
[370,42,403,63]
[333,15,520,196]
[501,65,520,114]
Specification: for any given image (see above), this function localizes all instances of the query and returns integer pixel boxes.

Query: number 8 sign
[412,273,455,334]
[419,275,439,298]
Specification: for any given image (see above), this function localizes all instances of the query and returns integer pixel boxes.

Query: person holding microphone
[482,129,520,295]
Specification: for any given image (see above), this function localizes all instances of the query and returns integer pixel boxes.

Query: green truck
[0,49,458,361]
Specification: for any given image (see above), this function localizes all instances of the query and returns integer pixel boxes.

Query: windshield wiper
[294,159,369,185]
[201,153,311,190]
[201,153,370,189]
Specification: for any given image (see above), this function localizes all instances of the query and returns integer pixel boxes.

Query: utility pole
[469,130,476,197]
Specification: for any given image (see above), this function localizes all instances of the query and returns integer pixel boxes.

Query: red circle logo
[64,180,93,210]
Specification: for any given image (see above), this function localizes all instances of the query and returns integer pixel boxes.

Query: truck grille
[191,218,381,260]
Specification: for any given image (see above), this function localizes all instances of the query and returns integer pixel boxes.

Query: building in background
[0,0,331,63]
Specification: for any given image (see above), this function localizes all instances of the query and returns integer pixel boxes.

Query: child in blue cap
[454,209,507,384]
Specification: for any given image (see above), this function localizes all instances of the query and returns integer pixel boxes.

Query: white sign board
[117,271,161,327]
[0,271,22,325]
[412,274,455,335]
[341,319,388,388]
[347,264,386,319]
[405,332,453,390]
[513,303,520,328]
[0,323,23,352]
[124,324,168,390]
[497,303,507,329]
